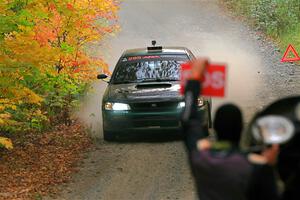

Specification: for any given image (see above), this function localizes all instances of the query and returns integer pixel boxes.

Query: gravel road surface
[48,0,300,199]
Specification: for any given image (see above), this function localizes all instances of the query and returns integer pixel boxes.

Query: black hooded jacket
[181,80,279,200]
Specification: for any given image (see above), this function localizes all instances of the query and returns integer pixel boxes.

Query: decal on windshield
[124,54,188,62]
[160,55,188,59]
[127,56,142,61]
[142,55,160,59]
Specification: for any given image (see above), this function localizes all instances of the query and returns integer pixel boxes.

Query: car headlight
[104,102,131,111]
[178,97,205,109]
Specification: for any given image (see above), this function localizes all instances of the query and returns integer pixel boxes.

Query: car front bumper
[102,105,208,133]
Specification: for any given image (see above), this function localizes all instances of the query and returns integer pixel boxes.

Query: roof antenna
[152,40,156,47]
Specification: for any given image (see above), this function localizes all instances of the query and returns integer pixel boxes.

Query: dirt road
[49,0,300,199]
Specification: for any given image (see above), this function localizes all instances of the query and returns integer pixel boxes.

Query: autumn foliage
[0,0,119,144]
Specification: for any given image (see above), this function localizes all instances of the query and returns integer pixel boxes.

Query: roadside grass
[222,0,300,59]
[280,25,300,54]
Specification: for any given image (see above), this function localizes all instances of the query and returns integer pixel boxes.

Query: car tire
[103,130,116,141]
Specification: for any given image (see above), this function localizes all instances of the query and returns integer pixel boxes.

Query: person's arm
[181,59,209,153]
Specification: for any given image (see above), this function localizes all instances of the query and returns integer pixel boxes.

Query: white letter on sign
[211,71,225,89]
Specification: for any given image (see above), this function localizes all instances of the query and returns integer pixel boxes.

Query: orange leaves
[34,8,62,47]
[26,0,119,77]
[48,3,56,11]
[34,25,57,46]
[66,3,74,11]
[4,30,59,70]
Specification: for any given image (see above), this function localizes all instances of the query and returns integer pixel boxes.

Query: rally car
[97,41,212,141]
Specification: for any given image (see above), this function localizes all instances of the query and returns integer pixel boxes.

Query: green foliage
[223,0,300,50]
[2,70,88,133]
[40,73,87,125]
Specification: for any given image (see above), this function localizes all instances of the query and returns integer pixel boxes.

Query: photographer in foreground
[181,59,279,200]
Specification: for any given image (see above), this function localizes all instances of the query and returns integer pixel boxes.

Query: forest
[0,0,119,149]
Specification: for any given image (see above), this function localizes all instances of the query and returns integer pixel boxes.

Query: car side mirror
[97,74,110,83]
[97,74,108,79]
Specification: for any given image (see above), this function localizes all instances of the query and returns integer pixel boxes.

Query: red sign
[180,63,226,97]
[281,44,300,62]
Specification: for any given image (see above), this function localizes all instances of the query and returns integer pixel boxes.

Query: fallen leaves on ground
[0,122,92,200]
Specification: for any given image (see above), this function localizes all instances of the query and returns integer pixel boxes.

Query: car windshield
[111,54,189,84]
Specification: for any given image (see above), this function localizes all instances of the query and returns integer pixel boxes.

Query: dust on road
[50,0,300,199]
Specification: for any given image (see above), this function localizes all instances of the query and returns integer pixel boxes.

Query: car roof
[122,46,191,57]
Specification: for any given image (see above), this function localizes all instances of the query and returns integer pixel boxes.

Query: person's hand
[248,145,279,166]
[262,144,279,166]
[189,58,209,81]
[197,139,212,150]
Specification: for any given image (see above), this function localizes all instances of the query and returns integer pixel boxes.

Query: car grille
[130,101,179,112]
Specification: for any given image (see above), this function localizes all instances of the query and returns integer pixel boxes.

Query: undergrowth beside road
[222,0,300,54]
[0,1,119,198]
[0,122,92,200]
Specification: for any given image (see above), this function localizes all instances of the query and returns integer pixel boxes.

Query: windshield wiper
[137,78,179,83]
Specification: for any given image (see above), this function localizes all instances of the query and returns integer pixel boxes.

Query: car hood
[107,82,183,103]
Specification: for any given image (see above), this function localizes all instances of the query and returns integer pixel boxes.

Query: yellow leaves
[0,99,18,113]
[0,87,44,131]
[0,112,12,127]
[4,31,60,70]
[0,136,13,149]
[11,87,43,104]
[20,88,43,105]
[1,111,10,118]
[1,86,43,106]
[0,87,43,126]
[17,25,33,33]
[0,101,16,126]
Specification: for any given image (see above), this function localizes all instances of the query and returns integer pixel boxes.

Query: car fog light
[177,102,186,109]
[104,102,113,110]
[104,102,131,111]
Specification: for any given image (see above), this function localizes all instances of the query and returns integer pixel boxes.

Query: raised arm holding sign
[180,61,226,97]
